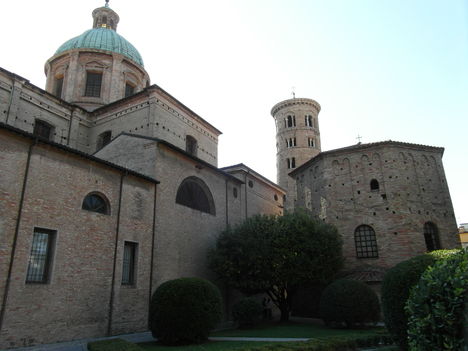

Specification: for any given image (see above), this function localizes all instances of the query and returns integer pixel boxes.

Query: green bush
[87,338,142,351]
[381,250,459,350]
[232,297,263,328]
[319,279,380,328]
[406,249,467,351]
[149,277,222,345]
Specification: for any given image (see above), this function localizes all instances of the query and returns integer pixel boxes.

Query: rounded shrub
[381,250,458,350]
[406,249,467,351]
[149,277,222,345]
[232,297,263,328]
[319,279,380,328]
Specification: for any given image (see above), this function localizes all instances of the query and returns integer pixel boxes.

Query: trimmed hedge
[88,338,142,351]
[232,297,263,328]
[380,249,458,350]
[149,277,222,345]
[406,249,468,351]
[319,279,380,328]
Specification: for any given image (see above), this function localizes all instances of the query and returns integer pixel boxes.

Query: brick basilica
[0,2,459,349]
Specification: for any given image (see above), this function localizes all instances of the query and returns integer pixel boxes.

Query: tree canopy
[208,211,344,321]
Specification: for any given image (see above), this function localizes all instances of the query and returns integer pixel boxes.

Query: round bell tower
[271,97,321,210]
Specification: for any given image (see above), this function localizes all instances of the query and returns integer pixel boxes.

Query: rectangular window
[84,72,103,97]
[54,77,64,98]
[125,83,135,98]
[308,138,315,147]
[33,120,53,140]
[26,228,55,284]
[122,241,137,285]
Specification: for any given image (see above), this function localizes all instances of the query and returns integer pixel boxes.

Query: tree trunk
[279,302,290,322]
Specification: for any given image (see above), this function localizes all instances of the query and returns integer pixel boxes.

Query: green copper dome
[55,28,144,67]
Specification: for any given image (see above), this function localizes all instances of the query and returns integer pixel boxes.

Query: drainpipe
[148,184,157,328]
[107,173,125,336]
[0,139,36,331]
[225,179,229,228]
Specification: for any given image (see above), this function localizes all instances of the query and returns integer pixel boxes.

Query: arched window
[287,115,296,127]
[176,176,215,215]
[82,193,110,215]
[423,222,441,251]
[186,135,197,156]
[370,179,380,191]
[354,225,378,258]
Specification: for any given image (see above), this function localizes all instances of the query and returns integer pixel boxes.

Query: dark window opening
[84,72,102,97]
[26,228,55,283]
[248,180,254,188]
[305,115,313,127]
[186,135,197,156]
[233,187,238,198]
[287,115,296,127]
[274,194,278,201]
[291,157,296,168]
[97,130,112,150]
[54,77,64,98]
[125,83,135,97]
[122,242,137,285]
[308,138,315,147]
[82,193,109,215]
[176,176,215,215]
[370,179,379,191]
[423,222,441,252]
[33,120,53,140]
[354,225,378,258]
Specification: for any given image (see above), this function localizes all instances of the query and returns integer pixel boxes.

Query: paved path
[6,332,312,351]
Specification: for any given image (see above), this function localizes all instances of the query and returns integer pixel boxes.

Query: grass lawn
[139,341,277,351]
[139,320,387,350]
[211,320,384,339]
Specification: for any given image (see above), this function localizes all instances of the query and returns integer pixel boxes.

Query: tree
[208,211,343,321]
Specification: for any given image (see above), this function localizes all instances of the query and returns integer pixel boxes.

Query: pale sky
[1,0,467,225]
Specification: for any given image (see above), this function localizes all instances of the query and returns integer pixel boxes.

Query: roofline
[109,133,243,184]
[289,140,445,176]
[221,163,286,193]
[270,97,321,117]
[0,122,159,184]
[0,66,90,114]
[91,84,222,136]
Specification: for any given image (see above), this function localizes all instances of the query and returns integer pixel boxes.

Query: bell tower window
[84,72,102,97]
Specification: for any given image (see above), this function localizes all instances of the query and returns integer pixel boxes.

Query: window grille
[26,228,55,283]
[176,177,215,215]
[125,83,135,97]
[84,72,102,97]
[122,242,137,285]
[82,193,109,214]
[423,222,441,251]
[33,120,53,140]
[354,225,378,258]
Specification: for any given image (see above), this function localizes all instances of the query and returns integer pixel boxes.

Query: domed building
[44,3,149,111]
[0,2,285,348]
